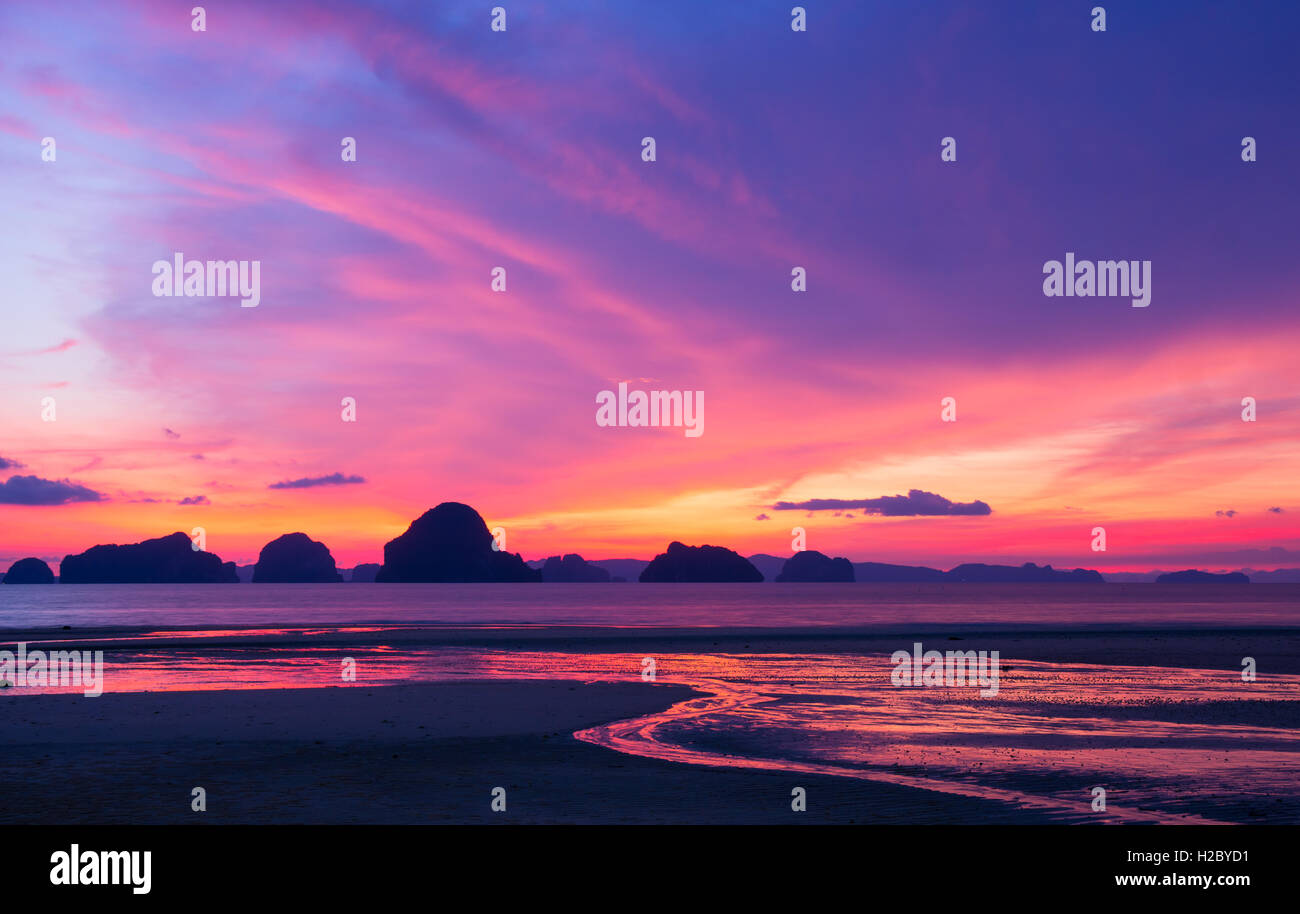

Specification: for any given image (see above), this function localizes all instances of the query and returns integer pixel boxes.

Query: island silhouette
[373,502,540,583]
[0,501,1256,584]
[252,533,344,583]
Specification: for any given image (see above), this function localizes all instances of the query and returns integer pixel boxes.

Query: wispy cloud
[7,337,77,356]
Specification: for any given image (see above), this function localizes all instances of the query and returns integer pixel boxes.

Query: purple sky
[2,0,1299,570]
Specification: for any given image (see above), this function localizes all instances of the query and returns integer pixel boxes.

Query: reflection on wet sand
[575,655,1300,824]
[9,635,1296,824]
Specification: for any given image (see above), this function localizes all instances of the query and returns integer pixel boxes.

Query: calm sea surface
[2,581,1297,630]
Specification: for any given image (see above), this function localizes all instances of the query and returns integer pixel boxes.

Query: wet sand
[3,625,1297,824]
[0,679,1065,824]
[7,625,1300,675]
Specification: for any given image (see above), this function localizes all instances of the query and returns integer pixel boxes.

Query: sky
[2,0,1299,571]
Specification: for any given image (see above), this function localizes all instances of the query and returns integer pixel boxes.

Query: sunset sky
[2,0,1299,572]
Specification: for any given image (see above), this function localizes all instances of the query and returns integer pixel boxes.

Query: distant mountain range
[1154,570,1250,584]
[1,500,1291,584]
[1105,568,1300,583]
[1240,568,1300,583]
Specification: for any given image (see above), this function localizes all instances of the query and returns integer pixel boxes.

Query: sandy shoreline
[5,625,1300,673]
[0,679,1070,824]
[4,625,1297,824]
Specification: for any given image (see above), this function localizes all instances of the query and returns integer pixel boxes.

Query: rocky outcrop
[639,542,763,583]
[252,533,343,583]
[375,503,541,582]
[1156,569,1250,584]
[59,532,238,583]
[775,550,855,582]
[2,557,55,584]
[541,554,611,582]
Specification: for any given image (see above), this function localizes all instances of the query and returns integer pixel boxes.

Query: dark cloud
[1269,506,1285,514]
[0,456,25,470]
[1216,509,1238,518]
[753,513,770,521]
[774,489,992,516]
[268,472,366,490]
[163,428,180,439]
[178,495,210,505]
[0,475,104,505]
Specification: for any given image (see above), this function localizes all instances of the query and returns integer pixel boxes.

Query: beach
[0,678,1073,825]
[3,611,1299,825]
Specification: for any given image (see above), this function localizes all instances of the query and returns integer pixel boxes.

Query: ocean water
[2,581,1299,630]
